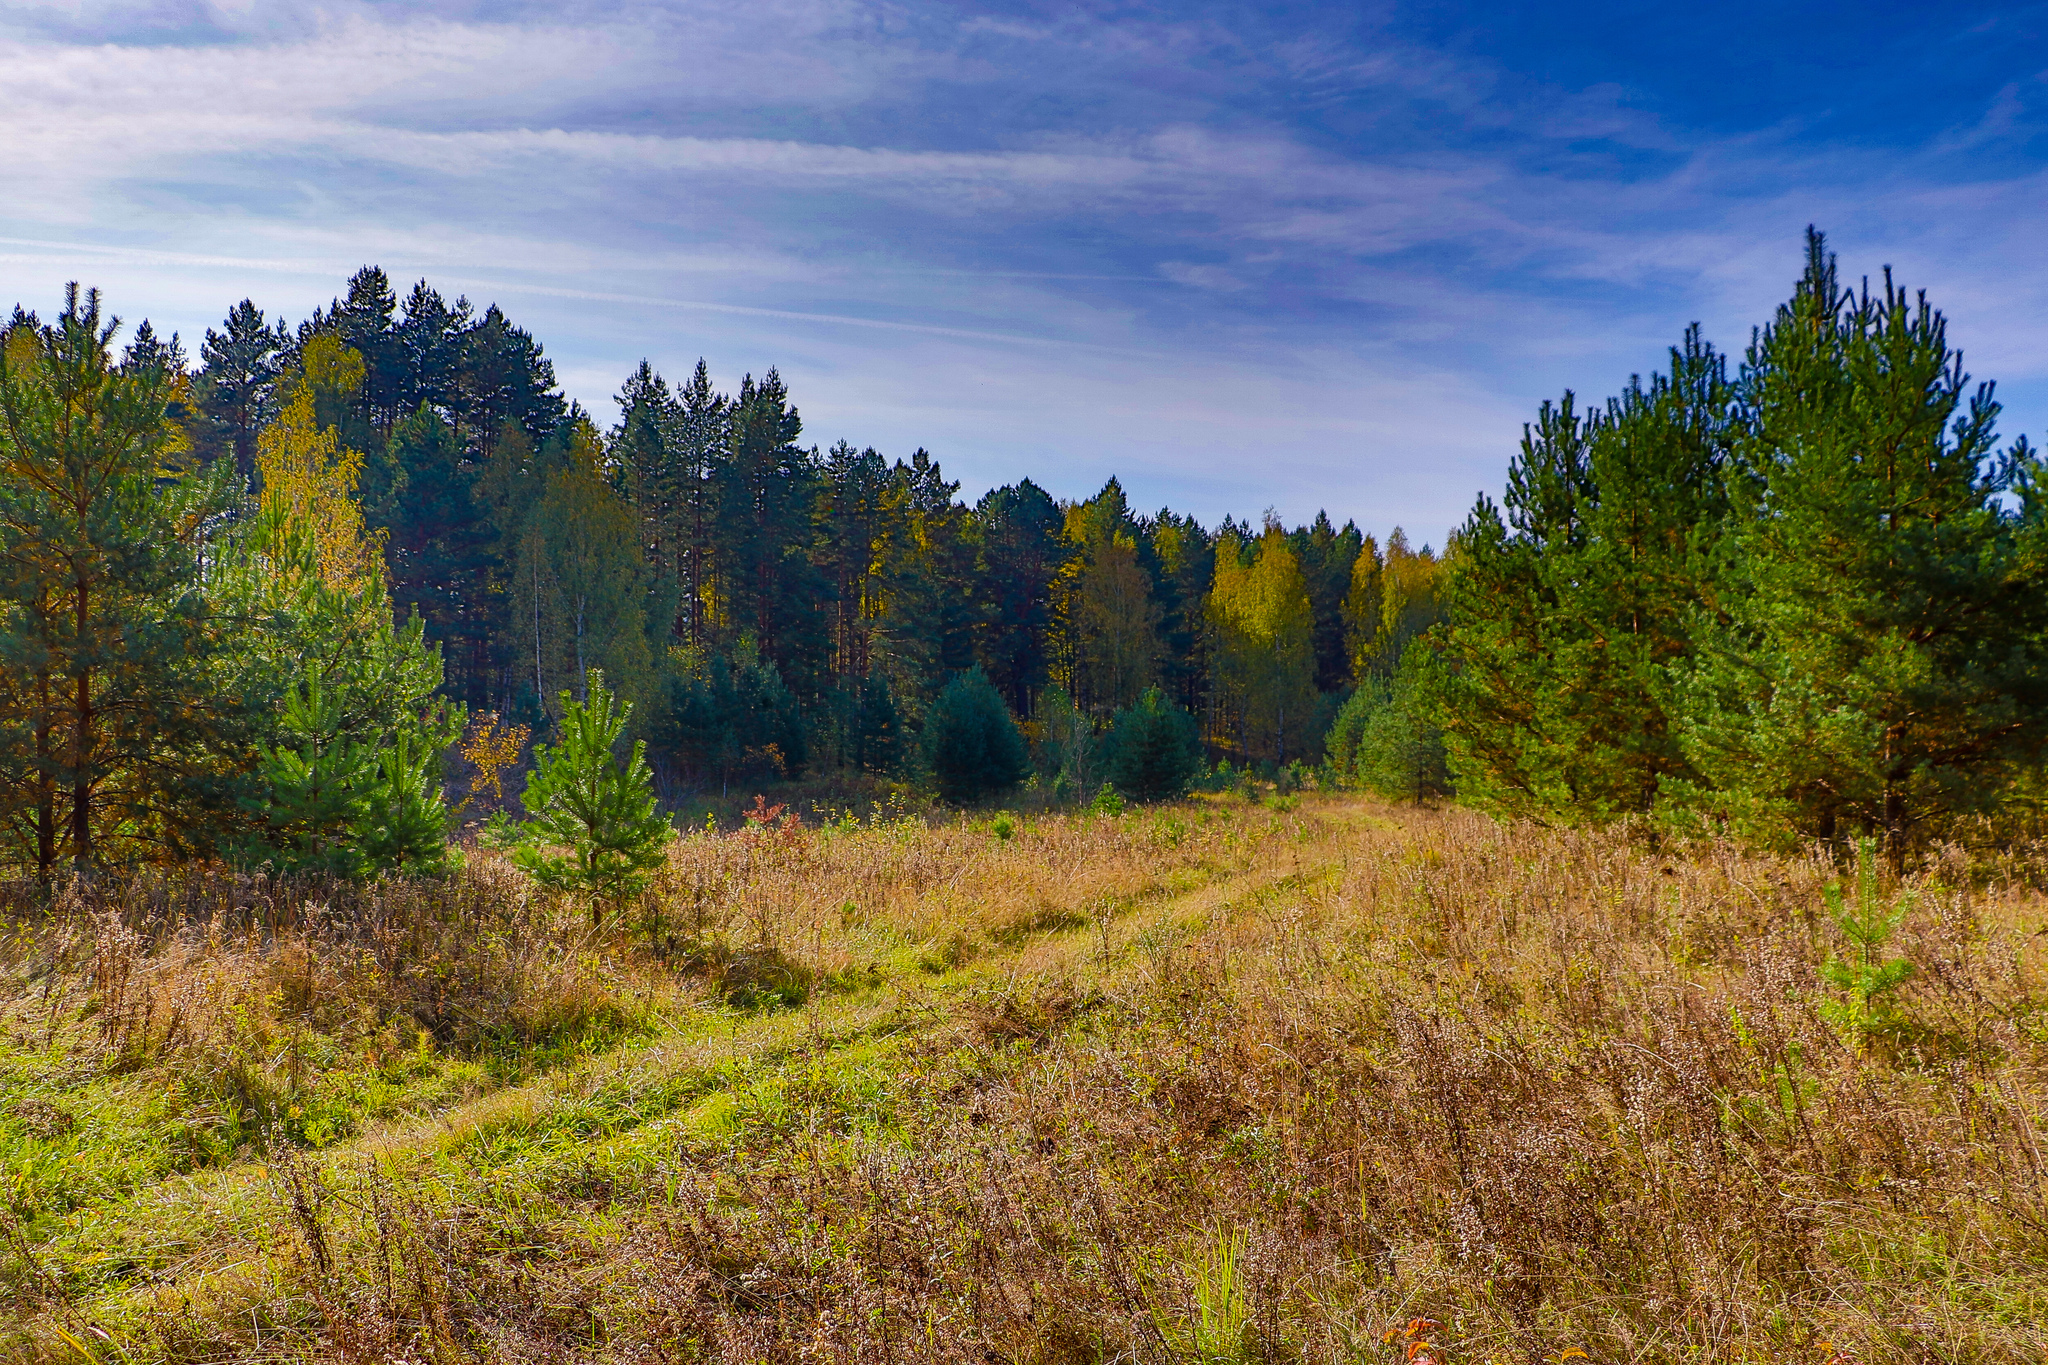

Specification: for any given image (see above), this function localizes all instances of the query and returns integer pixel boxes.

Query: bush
[1105,688,1203,802]
[923,668,1029,804]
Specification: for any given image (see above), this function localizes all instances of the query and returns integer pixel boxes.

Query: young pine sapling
[513,670,672,923]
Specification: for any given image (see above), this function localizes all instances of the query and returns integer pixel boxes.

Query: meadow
[2,793,2045,1365]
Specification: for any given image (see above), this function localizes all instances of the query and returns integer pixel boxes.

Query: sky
[1,1,2045,541]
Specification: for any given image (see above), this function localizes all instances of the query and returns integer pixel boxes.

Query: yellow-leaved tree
[1208,522,1317,764]
[254,333,383,594]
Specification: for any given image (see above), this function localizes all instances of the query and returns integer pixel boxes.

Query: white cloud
[1,0,2043,529]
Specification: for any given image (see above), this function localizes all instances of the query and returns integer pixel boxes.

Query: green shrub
[923,667,1029,804]
[1105,688,1204,802]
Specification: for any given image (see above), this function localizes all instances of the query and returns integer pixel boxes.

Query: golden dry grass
[2,796,2046,1364]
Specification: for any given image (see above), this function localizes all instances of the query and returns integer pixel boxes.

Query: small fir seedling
[1817,836,1915,1039]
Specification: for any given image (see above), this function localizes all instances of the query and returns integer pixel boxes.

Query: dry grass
[2,796,2045,1364]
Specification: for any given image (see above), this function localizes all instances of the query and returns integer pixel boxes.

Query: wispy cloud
[1,0,2043,533]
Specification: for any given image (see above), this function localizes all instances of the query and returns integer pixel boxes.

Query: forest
[0,257,1447,880]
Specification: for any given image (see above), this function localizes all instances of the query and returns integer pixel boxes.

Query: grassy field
[2,794,2046,1364]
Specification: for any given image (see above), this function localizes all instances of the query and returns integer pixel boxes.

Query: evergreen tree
[456,304,567,463]
[873,449,978,710]
[196,299,286,476]
[1347,649,1450,803]
[1433,326,1730,820]
[1147,509,1214,719]
[972,479,1064,716]
[923,667,1028,804]
[850,669,903,775]
[303,267,402,435]
[1106,687,1203,801]
[818,440,896,687]
[1294,511,1364,692]
[392,281,471,426]
[715,370,829,691]
[514,670,670,919]
[1669,231,2048,849]
[385,403,499,701]
[0,286,239,873]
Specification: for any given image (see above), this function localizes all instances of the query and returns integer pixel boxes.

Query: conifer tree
[1433,323,1731,819]
[384,402,499,700]
[1670,231,2048,849]
[715,370,829,690]
[1147,509,1215,718]
[817,440,895,688]
[514,670,670,919]
[923,667,1029,804]
[873,449,978,711]
[196,299,286,476]
[0,286,237,873]
[973,479,1064,716]
[1106,687,1203,801]
[1295,511,1364,692]
[456,304,567,463]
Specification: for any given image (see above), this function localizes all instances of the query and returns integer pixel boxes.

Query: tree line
[0,271,1438,874]
[9,229,2024,877]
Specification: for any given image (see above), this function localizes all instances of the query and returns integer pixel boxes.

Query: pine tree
[872,449,977,711]
[392,281,471,427]
[456,304,567,464]
[1147,509,1215,719]
[1295,511,1363,692]
[1670,230,2048,850]
[818,440,896,688]
[972,479,1064,717]
[1432,322,1731,820]
[514,670,670,919]
[714,370,829,690]
[851,669,903,775]
[0,285,237,874]
[385,403,499,701]
[196,299,286,476]
[1106,688,1203,801]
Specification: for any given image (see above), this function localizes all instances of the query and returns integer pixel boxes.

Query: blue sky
[2,1,2045,541]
